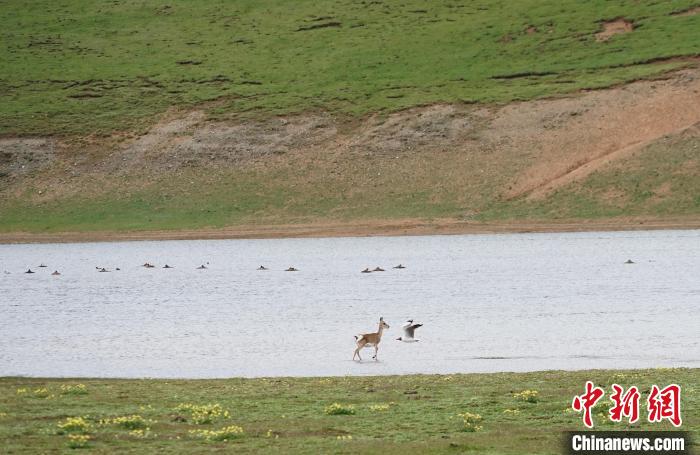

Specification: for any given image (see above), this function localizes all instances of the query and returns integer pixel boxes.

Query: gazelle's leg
[373,345,379,360]
[354,342,364,361]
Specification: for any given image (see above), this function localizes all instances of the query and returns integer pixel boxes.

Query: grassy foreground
[1,369,697,453]
[2,0,699,135]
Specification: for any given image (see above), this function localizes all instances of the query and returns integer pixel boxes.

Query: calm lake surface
[1,230,698,378]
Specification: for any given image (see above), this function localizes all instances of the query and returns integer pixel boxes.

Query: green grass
[2,0,699,135]
[1,369,697,453]
[0,161,468,233]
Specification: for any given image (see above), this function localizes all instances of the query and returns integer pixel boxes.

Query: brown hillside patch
[595,19,634,42]
[497,68,700,201]
[651,181,673,202]
[600,188,630,207]
[0,138,57,180]
[677,158,698,175]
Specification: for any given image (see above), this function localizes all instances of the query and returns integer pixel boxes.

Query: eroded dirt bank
[1,65,699,240]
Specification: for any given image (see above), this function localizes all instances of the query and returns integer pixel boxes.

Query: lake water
[1,230,698,378]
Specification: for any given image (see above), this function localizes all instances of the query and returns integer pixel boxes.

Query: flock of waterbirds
[10,263,408,275]
[13,258,637,275]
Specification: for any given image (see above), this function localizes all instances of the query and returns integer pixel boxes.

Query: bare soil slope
[1,66,699,237]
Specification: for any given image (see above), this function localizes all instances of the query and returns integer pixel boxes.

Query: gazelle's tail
[354,335,364,341]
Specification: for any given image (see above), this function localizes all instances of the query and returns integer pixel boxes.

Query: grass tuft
[324,403,356,415]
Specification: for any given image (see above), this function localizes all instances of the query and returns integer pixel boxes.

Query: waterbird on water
[393,264,406,269]
[98,268,109,272]
[143,263,155,268]
[361,268,372,273]
[163,264,173,269]
[396,319,422,342]
[197,265,207,269]
[373,267,385,272]
[51,270,61,276]
[285,267,298,272]
[625,259,635,264]
[257,265,268,270]
[38,264,47,268]
[25,269,35,274]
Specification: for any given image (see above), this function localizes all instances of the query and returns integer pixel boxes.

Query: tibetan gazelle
[353,317,390,361]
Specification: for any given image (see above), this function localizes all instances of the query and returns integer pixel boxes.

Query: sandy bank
[1,216,699,244]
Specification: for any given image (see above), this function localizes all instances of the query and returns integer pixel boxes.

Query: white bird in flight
[396,319,422,342]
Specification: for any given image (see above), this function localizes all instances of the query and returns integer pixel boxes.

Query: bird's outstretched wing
[404,323,422,338]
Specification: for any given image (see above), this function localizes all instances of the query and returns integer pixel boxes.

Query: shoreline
[1,216,699,244]
[1,365,695,380]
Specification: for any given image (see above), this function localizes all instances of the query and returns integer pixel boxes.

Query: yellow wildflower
[189,425,244,441]
[57,417,91,434]
[67,434,90,449]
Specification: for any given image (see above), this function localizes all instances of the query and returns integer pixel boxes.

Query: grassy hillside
[1,369,697,453]
[1,1,699,234]
[2,0,699,136]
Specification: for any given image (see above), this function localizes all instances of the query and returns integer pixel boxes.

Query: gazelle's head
[379,317,390,329]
